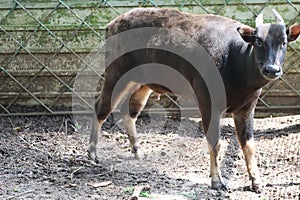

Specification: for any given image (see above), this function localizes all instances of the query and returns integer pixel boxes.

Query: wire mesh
[0,0,299,116]
[0,1,299,199]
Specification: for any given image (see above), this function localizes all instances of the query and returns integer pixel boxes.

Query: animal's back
[106,8,247,68]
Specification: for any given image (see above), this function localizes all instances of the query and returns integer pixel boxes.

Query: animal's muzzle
[262,64,282,79]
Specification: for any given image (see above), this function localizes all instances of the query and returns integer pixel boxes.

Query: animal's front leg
[241,137,261,192]
[233,105,262,193]
[208,140,227,190]
[202,112,228,190]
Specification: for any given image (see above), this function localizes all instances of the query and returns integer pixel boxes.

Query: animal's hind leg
[88,81,136,163]
[122,85,152,159]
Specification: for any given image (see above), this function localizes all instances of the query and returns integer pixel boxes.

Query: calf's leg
[233,104,262,192]
[123,85,152,159]
[194,82,227,190]
[201,110,227,190]
[88,81,136,163]
[208,139,224,190]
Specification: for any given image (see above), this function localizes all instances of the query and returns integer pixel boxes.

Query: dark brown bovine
[87,8,300,192]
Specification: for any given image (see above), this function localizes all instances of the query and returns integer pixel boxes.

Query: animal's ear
[237,26,256,44]
[287,24,300,42]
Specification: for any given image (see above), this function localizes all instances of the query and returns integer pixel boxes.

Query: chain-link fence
[0,0,299,116]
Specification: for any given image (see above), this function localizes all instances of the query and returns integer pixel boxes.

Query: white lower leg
[123,114,143,159]
[242,138,262,191]
[88,119,103,162]
[208,142,226,189]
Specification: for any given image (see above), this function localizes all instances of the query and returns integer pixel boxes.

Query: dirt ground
[0,114,299,200]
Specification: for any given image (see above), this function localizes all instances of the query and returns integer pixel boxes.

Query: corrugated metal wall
[0,0,299,116]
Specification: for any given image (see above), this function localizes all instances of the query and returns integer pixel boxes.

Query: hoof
[212,181,229,191]
[87,151,100,164]
[94,156,100,164]
[132,146,144,160]
[87,146,99,164]
[252,181,263,193]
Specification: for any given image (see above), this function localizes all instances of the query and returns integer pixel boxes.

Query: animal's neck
[228,43,269,91]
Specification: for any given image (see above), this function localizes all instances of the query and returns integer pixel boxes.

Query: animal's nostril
[276,68,281,73]
[263,67,270,74]
[263,65,281,74]
[262,65,282,79]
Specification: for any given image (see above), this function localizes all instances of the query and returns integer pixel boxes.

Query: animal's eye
[255,39,263,47]
[281,41,287,48]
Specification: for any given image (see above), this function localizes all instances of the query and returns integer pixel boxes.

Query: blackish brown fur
[107,8,244,68]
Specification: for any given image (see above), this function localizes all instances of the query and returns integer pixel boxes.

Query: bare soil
[0,114,299,199]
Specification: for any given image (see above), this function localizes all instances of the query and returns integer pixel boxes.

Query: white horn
[256,13,264,26]
[272,9,285,25]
